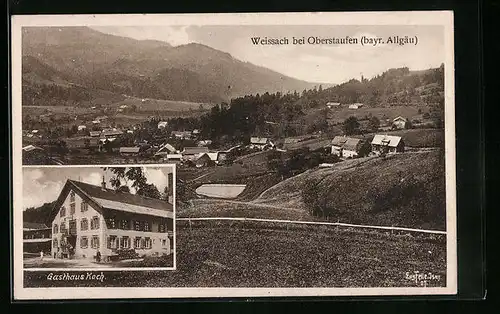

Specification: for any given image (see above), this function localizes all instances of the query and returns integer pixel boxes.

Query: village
[22,99,433,168]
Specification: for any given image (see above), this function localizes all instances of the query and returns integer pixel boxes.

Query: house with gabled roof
[326,102,341,109]
[48,178,173,261]
[249,137,274,150]
[371,134,405,154]
[181,147,209,161]
[392,116,409,129]
[331,136,368,158]
[154,143,178,158]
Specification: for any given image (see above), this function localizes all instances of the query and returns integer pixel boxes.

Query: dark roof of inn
[23,222,49,230]
[68,180,173,212]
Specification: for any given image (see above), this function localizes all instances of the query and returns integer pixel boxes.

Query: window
[60,222,67,234]
[144,237,152,249]
[91,236,100,249]
[80,236,88,248]
[159,223,165,233]
[144,221,150,232]
[70,203,75,214]
[60,206,66,217]
[121,236,130,249]
[91,216,100,230]
[107,218,116,229]
[70,191,75,202]
[134,237,141,249]
[81,218,88,230]
[134,220,141,231]
[162,239,166,246]
[53,224,58,234]
[107,236,118,249]
[53,238,58,248]
[120,219,129,230]
[69,219,77,235]
[81,201,88,212]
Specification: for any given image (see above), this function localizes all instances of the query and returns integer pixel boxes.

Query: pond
[195,184,247,199]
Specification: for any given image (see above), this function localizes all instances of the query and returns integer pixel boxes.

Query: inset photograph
[22,165,175,270]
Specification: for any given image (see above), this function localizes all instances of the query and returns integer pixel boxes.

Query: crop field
[24,221,446,288]
[22,105,94,116]
[112,97,217,112]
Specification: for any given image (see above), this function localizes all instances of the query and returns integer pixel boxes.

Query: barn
[371,134,405,154]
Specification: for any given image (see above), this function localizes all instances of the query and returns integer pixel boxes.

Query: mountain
[22,27,317,105]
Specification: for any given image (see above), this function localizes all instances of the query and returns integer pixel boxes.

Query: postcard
[11,11,456,299]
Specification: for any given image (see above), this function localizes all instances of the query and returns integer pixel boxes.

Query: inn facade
[49,178,174,261]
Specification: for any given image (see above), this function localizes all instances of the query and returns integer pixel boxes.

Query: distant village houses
[326,102,341,109]
[181,147,209,161]
[171,131,192,140]
[348,103,364,109]
[249,137,275,150]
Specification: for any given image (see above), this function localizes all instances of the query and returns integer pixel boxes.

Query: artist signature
[405,271,442,287]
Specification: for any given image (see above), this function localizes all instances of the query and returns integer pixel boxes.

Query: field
[24,221,446,288]
[252,150,446,231]
[115,97,217,112]
[324,105,431,125]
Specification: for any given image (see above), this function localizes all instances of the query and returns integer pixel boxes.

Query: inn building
[49,178,174,261]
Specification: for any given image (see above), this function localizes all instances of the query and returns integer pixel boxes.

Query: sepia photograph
[11,12,456,299]
[21,165,175,274]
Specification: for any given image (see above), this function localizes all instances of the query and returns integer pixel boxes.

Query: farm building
[392,116,409,129]
[92,120,101,125]
[101,129,123,138]
[348,103,364,109]
[196,153,216,168]
[192,129,200,135]
[331,136,368,158]
[157,121,168,129]
[23,222,52,254]
[89,131,101,137]
[78,125,87,132]
[326,102,341,109]
[181,147,209,161]
[119,146,143,156]
[165,154,182,162]
[371,134,405,154]
[154,143,178,158]
[49,178,173,261]
[171,131,192,140]
[249,137,274,150]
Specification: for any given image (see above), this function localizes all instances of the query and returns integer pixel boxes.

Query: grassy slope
[24,222,446,288]
[254,151,446,230]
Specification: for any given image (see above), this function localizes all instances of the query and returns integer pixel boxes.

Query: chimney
[101,175,106,190]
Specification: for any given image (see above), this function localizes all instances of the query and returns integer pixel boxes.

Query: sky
[91,25,445,84]
[22,166,173,210]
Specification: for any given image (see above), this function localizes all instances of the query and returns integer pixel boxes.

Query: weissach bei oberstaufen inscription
[251,35,418,46]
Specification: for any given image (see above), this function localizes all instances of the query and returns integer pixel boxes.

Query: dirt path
[190,198,296,211]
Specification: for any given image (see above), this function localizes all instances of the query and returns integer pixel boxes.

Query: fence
[176,216,446,235]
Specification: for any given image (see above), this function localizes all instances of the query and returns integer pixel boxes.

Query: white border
[11,11,456,299]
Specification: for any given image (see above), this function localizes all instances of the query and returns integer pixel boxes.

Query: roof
[331,136,363,151]
[348,103,364,108]
[155,143,177,154]
[22,145,43,152]
[57,180,173,219]
[23,222,49,230]
[102,129,123,137]
[326,102,341,106]
[182,147,209,155]
[206,152,219,161]
[371,134,402,147]
[157,121,168,127]
[250,137,269,144]
[331,136,349,146]
[120,147,141,153]
[393,116,408,122]
[196,153,213,164]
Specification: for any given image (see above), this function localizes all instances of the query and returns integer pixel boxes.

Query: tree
[103,167,162,199]
[368,116,380,132]
[343,116,360,135]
